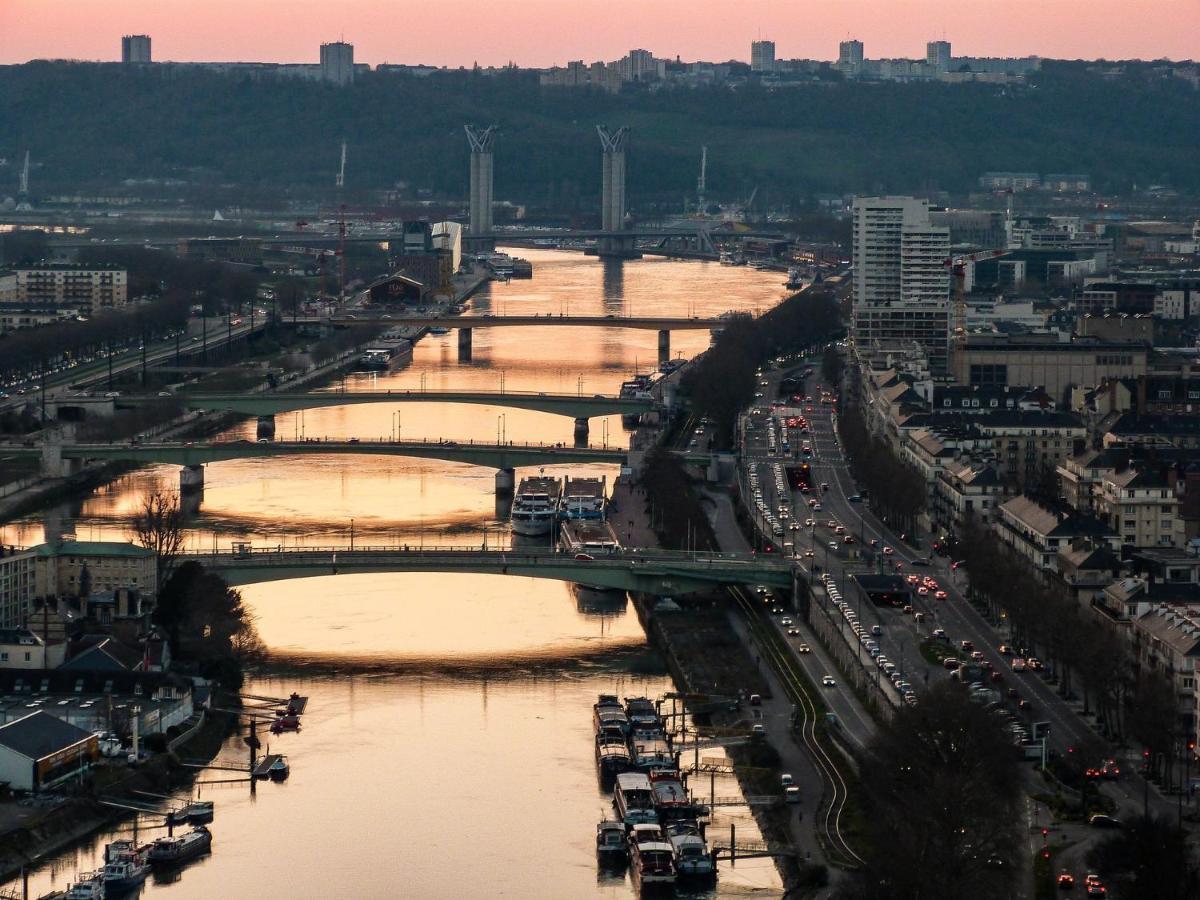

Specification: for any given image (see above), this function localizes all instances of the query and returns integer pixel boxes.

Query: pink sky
[1,0,1194,67]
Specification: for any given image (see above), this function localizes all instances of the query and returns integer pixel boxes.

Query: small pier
[251,754,287,779]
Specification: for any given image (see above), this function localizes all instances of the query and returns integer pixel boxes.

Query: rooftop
[0,711,94,761]
[33,541,154,559]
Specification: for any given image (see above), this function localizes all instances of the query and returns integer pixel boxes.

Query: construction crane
[944,248,1010,377]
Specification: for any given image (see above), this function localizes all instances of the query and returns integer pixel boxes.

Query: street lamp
[497,414,506,445]
[577,373,584,396]
[350,518,355,550]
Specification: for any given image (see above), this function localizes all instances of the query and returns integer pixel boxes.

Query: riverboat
[559,476,607,520]
[665,821,717,880]
[63,872,105,899]
[270,711,301,733]
[624,697,663,732]
[648,769,696,822]
[595,736,634,786]
[596,820,629,863]
[101,842,149,894]
[629,737,674,772]
[148,826,213,867]
[613,772,658,826]
[182,800,214,824]
[510,476,562,536]
[628,824,676,888]
[593,696,629,736]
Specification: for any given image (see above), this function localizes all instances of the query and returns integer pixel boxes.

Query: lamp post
[577,373,584,397]
[350,518,355,551]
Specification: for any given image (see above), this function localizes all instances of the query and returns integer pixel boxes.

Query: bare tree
[130,490,185,595]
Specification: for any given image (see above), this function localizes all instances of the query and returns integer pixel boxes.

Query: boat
[624,697,662,732]
[148,826,212,867]
[509,475,562,537]
[628,823,676,887]
[665,821,717,881]
[357,331,413,371]
[593,695,629,736]
[559,476,608,521]
[648,769,697,823]
[784,266,804,289]
[486,252,515,278]
[428,325,450,336]
[613,772,658,826]
[629,737,674,772]
[63,872,105,899]
[270,712,301,734]
[596,820,629,863]
[267,755,290,782]
[101,842,149,894]
[595,736,634,786]
[182,800,214,824]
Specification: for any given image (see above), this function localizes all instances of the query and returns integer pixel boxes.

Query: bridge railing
[140,436,631,453]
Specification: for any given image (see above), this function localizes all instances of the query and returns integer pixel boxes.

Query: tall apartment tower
[320,41,355,85]
[926,40,952,72]
[751,40,776,73]
[851,196,951,375]
[838,39,864,71]
[121,35,152,64]
[465,125,496,236]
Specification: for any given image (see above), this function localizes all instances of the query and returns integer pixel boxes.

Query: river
[2,251,787,897]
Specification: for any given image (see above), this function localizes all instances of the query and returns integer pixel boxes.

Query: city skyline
[2,0,1197,67]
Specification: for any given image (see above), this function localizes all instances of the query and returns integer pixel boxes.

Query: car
[970,650,984,661]
[1057,873,1075,890]
[848,494,862,503]
[960,640,974,652]
[917,587,929,596]
[934,591,948,600]
[828,541,839,551]
[812,503,823,511]
[869,539,880,548]
[771,606,784,614]
[797,643,811,653]
[805,518,815,526]
[780,617,793,626]
[932,627,947,640]
[749,693,762,706]
[942,657,961,670]
[821,675,836,687]
[787,627,800,636]
[1018,699,1032,711]
[751,724,766,737]
[784,785,801,804]
[843,535,856,544]
[882,546,894,555]
[826,520,837,528]
[780,773,794,787]
[803,550,815,558]
[1088,814,1121,829]
[870,624,883,636]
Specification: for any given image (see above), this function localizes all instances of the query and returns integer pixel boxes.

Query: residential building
[0,549,37,630]
[33,541,156,602]
[978,172,1041,192]
[926,40,952,72]
[751,40,776,73]
[1057,544,1121,607]
[968,410,1085,490]
[11,264,128,317]
[0,628,63,669]
[838,40,864,73]
[934,461,1004,536]
[995,495,1119,573]
[852,196,951,376]
[121,34,151,64]
[1132,604,1200,741]
[0,711,97,792]
[319,41,355,86]
[1095,468,1182,549]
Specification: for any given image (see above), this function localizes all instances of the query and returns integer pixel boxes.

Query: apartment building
[970,411,1086,490]
[12,265,127,316]
[1132,604,1200,741]
[933,461,1004,535]
[996,495,1118,573]
[1095,468,1183,549]
[0,550,38,630]
[34,542,156,602]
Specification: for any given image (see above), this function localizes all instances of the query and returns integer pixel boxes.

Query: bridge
[178,545,797,595]
[8,437,635,494]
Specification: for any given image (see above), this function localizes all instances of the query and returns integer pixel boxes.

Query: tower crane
[944,248,1011,378]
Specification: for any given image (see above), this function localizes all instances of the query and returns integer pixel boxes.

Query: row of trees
[835,378,927,536]
[956,515,1183,784]
[681,286,840,445]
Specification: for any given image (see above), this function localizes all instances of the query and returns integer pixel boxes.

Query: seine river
[2,251,787,898]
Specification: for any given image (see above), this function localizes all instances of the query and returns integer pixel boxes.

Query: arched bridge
[179,545,797,594]
[128,389,656,420]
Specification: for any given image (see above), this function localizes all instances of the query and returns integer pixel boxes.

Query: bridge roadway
[126,389,657,419]
[315,314,729,330]
[181,545,797,594]
[4,437,630,470]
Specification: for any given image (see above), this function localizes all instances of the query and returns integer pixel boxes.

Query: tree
[1086,816,1200,900]
[130,489,185,593]
[855,681,1022,900]
[821,344,843,386]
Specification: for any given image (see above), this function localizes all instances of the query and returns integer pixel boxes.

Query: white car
[821,675,836,687]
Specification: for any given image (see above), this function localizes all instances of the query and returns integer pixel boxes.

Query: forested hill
[0,61,1197,208]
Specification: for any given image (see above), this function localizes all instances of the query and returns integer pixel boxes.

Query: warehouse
[0,711,98,792]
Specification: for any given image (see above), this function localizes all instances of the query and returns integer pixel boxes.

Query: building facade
[12,265,128,317]
[751,40,776,73]
[121,34,151,64]
[0,550,38,630]
[319,41,355,85]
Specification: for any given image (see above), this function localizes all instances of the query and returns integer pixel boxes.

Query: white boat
[628,824,676,886]
[102,843,149,894]
[559,476,607,520]
[613,772,658,826]
[665,821,717,880]
[510,476,561,536]
[64,872,105,899]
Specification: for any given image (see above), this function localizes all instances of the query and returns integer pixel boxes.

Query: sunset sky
[1,0,1194,67]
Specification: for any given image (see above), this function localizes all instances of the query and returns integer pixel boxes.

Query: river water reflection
[1,252,787,897]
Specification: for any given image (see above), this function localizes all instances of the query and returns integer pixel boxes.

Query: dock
[251,754,286,779]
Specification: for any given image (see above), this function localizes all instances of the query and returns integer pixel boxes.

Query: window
[943,399,951,407]
[0,652,7,662]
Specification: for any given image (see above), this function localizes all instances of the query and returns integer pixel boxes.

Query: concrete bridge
[179,545,797,595]
[7,437,635,494]
[126,388,657,423]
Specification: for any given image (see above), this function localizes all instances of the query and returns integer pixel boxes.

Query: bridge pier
[458,327,473,361]
[495,466,515,495]
[180,464,205,494]
[40,435,65,478]
[256,414,276,441]
[573,417,589,447]
[657,329,671,367]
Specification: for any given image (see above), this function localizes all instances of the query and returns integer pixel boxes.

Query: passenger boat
[63,872,105,899]
[595,736,634,786]
[148,826,213,867]
[101,842,149,894]
[596,820,629,863]
[665,821,717,880]
[509,476,562,537]
[629,738,674,772]
[613,772,658,826]
[559,476,608,521]
[628,824,676,887]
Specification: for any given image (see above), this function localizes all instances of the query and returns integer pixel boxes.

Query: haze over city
[2,0,1197,66]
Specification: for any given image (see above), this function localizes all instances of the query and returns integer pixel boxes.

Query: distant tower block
[465,125,496,236]
[595,126,640,259]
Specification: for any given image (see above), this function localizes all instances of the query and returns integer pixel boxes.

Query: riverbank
[0,709,235,884]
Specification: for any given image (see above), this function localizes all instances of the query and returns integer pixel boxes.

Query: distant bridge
[123,389,657,420]
[179,545,797,594]
[320,314,729,331]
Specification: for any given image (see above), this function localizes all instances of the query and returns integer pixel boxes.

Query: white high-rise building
[852,197,951,375]
[320,41,355,85]
[838,39,864,72]
[751,40,776,73]
[927,40,952,72]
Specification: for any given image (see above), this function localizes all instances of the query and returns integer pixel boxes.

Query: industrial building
[0,711,98,792]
